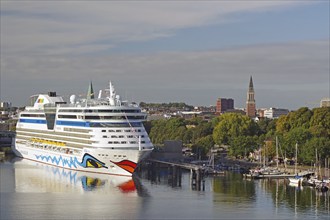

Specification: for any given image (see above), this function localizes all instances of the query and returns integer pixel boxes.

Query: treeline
[144,107,330,165]
[140,102,194,110]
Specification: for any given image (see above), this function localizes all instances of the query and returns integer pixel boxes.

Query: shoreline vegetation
[145,106,330,168]
[1,105,329,169]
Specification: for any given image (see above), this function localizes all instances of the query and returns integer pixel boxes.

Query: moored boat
[12,81,154,176]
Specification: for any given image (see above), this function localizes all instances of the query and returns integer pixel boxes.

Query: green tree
[229,136,258,158]
[195,135,215,157]
[282,127,312,159]
[191,121,213,144]
[149,118,187,145]
[213,113,257,146]
[288,107,313,129]
[300,137,330,165]
[309,107,330,138]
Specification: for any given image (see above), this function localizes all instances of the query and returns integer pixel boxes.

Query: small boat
[289,175,303,185]
[306,176,322,186]
[259,167,285,175]
[315,182,329,192]
[288,143,302,185]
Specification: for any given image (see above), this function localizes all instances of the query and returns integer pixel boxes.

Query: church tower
[246,76,256,117]
[87,81,94,99]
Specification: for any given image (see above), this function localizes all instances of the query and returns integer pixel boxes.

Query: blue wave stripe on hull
[34,154,81,169]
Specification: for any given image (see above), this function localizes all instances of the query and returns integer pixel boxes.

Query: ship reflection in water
[1,158,329,220]
[13,158,144,194]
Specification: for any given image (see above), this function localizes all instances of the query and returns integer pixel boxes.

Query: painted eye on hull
[79,153,107,169]
[86,159,103,168]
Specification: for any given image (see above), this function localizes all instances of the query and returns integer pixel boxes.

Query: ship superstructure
[13,81,153,176]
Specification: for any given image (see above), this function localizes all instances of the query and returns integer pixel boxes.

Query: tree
[229,136,257,158]
[213,113,257,146]
[309,107,330,138]
[191,121,213,144]
[288,107,313,129]
[282,127,312,159]
[300,137,330,165]
[149,118,187,145]
[195,135,215,157]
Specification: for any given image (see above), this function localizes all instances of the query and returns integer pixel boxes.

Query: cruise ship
[12,81,154,176]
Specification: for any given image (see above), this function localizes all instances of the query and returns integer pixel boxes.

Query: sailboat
[259,136,285,175]
[288,143,303,185]
[244,137,285,179]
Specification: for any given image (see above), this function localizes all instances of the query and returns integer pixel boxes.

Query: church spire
[249,75,254,93]
[87,81,94,99]
[246,76,256,117]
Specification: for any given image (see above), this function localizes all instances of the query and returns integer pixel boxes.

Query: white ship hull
[13,81,154,177]
[14,141,151,176]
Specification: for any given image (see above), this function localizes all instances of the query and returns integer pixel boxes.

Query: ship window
[118,135,124,138]
[102,135,107,138]
[101,130,106,132]
[111,135,117,138]
[108,141,113,144]
[21,114,45,118]
[58,115,77,119]
[121,141,127,144]
[127,135,133,138]
[116,130,122,132]
[89,122,142,128]
[126,116,145,120]
[59,109,83,112]
[85,116,100,119]
[114,141,119,144]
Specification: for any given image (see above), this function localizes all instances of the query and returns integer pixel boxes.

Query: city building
[257,109,266,118]
[320,98,330,107]
[264,108,290,119]
[246,76,256,117]
[0,102,12,109]
[216,98,234,114]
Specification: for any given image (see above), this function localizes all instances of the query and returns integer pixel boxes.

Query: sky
[1,1,329,110]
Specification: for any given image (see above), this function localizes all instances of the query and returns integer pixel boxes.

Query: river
[0,157,329,219]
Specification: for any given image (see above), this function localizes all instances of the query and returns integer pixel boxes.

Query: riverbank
[218,157,330,178]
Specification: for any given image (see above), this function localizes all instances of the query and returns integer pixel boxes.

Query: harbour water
[0,157,329,219]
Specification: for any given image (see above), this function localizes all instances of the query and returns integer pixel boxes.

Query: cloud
[1,1,313,55]
[1,40,329,109]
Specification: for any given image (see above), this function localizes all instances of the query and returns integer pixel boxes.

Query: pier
[146,159,216,190]
[243,171,315,179]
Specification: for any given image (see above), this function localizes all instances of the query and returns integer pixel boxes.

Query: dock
[147,159,223,190]
[243,170,315,179]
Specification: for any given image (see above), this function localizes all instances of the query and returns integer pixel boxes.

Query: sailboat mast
[295,143,298,175]
[276,136,279,169]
